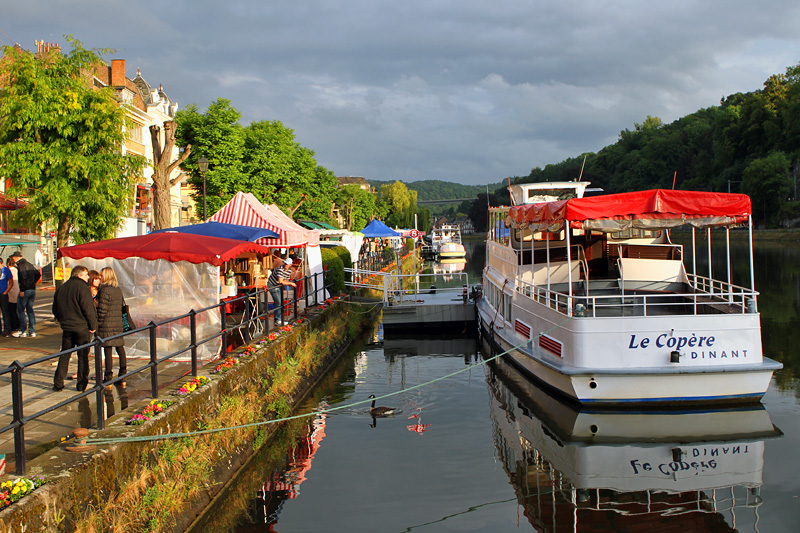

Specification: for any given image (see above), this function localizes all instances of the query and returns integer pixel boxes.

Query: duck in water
[368,394,397,416]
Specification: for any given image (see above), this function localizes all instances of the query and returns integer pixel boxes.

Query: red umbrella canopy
[59,232,271,266]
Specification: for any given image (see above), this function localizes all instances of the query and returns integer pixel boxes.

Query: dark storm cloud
[3,0,800,184]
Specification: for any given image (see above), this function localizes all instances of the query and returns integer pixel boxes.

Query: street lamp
[198,156,209,221]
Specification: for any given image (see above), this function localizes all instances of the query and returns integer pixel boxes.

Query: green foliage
[321,248,345,293]
[379,180,417,228]
[0,36,145,246]
[176,101,338,223]
[742,151,792,226]
[335,184,376,230]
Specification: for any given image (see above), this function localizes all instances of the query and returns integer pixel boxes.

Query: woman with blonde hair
[96,267,127,383]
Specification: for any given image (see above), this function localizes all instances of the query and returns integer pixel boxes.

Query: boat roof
[509,181,592,205]
[505,189,752,232]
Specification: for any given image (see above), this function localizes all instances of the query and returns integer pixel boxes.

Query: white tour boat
[478,182,782,406]
[431,224,467,259]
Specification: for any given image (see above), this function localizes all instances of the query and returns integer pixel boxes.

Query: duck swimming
[368,394,397,416]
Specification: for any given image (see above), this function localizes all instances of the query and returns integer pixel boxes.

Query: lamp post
[198,156,209,221]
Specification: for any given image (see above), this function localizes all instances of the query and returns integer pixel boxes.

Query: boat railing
[516,276,758,318]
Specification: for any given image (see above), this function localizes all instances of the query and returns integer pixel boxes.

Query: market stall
[58,232,272,363]
[210,192,328,298]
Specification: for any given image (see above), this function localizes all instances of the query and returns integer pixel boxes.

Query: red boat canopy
[59,232,272,266]
[505,189,752,232]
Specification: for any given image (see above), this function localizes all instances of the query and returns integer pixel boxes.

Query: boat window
[609,228,662,240]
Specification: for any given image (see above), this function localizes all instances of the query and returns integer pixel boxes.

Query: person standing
[268,257,296,326]
[96,267,127,383]
[12,252,41,337]
[52,265,98,392]
[0,258,12,336]
[6,256,19,334]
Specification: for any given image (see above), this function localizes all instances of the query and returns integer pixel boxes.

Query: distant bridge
[416,198,475,205]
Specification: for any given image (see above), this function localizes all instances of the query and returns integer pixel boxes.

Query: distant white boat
[431,225,466,259]
[478,181,782,407]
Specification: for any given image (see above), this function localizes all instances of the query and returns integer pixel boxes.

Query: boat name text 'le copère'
[628,333,750,359]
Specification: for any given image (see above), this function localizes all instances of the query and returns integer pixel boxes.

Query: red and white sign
[409,229,419,238]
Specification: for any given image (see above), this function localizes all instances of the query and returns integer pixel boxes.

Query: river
[191,237,800,532]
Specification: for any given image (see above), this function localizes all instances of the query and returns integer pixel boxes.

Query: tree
[175,99,246,218]
[335,184,376,231]
[0,37,144,247]
[150,120,191,229]
[176,102,340,222]
[741,151,791,226]
[379,181,417,228]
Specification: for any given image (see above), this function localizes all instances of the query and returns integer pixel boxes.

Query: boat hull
[478,300,779,407]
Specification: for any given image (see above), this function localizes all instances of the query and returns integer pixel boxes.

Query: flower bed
[1,476,46,509]
[127,399,175,425]
[174,376,211,397]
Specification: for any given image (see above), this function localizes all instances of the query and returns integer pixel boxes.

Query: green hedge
[321,248,344,294]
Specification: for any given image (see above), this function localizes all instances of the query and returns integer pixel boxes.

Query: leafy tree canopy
[0,36,145,246]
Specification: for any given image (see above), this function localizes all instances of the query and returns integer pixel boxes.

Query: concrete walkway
[0,284,314,474]
[0,287,194,473]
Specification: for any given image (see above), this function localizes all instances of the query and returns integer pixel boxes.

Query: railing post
[189,309,198,377]
[149,321,159,397]
[220,300,228,355]
[293,285,298,320]
[304,275,309,310]
[313,271,319,306]
[94,340,105,429]
[11,360,25,475]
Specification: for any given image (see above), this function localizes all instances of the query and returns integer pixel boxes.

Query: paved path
[0,286,195,472]
[0,284,313,473]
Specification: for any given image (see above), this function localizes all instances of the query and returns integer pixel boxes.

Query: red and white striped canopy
[211,192,317,248]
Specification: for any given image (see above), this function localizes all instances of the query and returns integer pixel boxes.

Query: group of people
[52,265,128,392]
[0,251,42,338]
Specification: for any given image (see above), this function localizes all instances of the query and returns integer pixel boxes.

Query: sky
[2,1,800,186]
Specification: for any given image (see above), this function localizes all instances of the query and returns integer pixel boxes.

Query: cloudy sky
[3,1,799,185]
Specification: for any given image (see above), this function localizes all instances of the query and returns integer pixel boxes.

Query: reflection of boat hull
[486,353,780,529]
[433,259,466,275]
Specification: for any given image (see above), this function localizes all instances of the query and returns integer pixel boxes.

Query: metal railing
[1,270,330,475]
[345,268,471,304]
[514,276,757,318]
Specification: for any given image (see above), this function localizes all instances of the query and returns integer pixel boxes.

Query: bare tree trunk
[150,121,191,230]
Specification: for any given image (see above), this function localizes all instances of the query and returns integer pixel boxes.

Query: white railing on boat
[515,276,758,318]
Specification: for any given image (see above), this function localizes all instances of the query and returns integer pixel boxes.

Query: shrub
[321,248,344,293]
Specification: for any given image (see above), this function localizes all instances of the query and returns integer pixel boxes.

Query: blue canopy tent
[361,219,401,238]
[153,221,279,241]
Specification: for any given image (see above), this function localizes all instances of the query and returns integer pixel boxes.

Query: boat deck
[522,279,752,318]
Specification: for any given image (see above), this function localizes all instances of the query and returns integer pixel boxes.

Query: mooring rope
[85,316,573,446]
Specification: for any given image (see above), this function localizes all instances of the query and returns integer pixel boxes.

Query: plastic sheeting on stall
[67,256,222,363]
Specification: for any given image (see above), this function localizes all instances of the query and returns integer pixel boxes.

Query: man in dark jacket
[52,265,98,392]
[11,252,41,337]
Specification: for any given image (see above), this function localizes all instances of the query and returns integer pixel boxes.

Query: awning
[361,219,401,238]
[210,192,314,247]
[505,189,752,232]
[59,232,272,266]
[152,221,279,241]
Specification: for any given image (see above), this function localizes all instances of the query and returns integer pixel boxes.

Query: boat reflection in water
[486,355,782,532]
[249,407,328,528]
